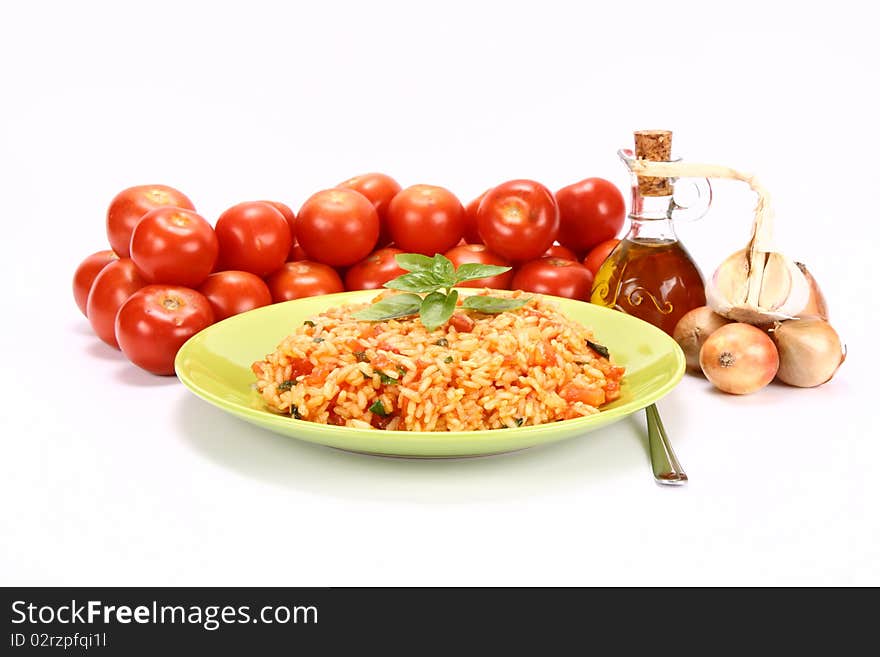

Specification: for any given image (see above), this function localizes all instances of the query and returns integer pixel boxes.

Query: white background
[1,1,877,586]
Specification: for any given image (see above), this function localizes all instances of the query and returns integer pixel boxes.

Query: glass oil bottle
[591,130,711,336]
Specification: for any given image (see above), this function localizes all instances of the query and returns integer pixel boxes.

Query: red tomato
[289,243,309,261]
[198,270,272,321]
[215,201,292,277]
[260,200,300,260]
[106,185,195,257]
[115,285,214,375]
[560,383,605,407]
[73,250,118,316]
[477,180,559,262]
[387,185,465,256]
[556,177,625,253]
[511,258,594,300]
[261,200,295,225]
[338,173,402,248]
[296,189,379,266]
[345,247,406,290]
[463,190,488,244]
[86,258,147,348]
[265,261,344,302]
[543,244,579,261]
[130,207,218,287]
[444,244,513,289]
[582,238,621,277]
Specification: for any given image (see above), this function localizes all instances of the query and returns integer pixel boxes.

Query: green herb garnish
[586,340,610,359]
[303,320,316,327]
[291,404,302,419]
[462,296,532,313]
[434,338,449,347]
[444,356,454,364]
[352,254,528,330]
[368,400,388,416]
[514,417,525,427]
[354,351,368,363]
[278,380,295,391]
[378,371,399,385]
[312,337,325,343]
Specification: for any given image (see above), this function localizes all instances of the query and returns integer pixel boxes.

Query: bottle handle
[618,148,713,223]
[670,177,712,223]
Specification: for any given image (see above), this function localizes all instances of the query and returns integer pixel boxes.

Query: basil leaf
[420,290,458,331]
[378,371,399,385]
[455,263,512,284]
[368,400,388,416]
[462,295,529,314]
[383,270,444,293]
[278,380,295,391]
[352,293,422,321]
[587,340,610,359]
[431,253,455,283]
[394,253,435,272]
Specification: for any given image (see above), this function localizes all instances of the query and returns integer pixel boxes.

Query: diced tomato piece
[377,341,401,354]
[303,363,334,386]
[608,365,625,380]
[560,384,605,407]
[289,357,314,379]
[528,339,557,367]
[359,324,383,340]
[328,412,346,426]
[345,339,364,352]
[371,353,394,371]
[450,313,475,333]
[604,379,621,400]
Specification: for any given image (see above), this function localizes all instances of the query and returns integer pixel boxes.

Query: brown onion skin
[673,306,731,372]
[796,263,829,321]
[699,323,779,395]
[771,318,843,387]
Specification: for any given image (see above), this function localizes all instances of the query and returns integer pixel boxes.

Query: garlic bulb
[706,248,811,325]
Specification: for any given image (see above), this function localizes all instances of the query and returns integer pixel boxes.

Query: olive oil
[591,237,706,336]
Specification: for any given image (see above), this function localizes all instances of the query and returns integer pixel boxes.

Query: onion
[770,318,844,387]
[796,262,829,320]
[699,323,779,395]
[673,306,730,372]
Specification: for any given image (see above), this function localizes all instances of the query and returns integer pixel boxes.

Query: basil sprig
[352,253,529,331]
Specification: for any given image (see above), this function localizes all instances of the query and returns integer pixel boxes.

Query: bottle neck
[627,182,678,242]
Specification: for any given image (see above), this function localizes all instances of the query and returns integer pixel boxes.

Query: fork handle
[646,404,688,486]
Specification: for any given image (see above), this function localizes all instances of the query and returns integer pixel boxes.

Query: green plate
[175,290,685,458]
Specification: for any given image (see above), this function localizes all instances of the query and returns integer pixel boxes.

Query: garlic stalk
[626,159,812,325]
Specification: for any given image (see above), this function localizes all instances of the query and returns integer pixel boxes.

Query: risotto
[251,291,624,432]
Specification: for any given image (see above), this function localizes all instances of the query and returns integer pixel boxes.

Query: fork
[645,404,687,486]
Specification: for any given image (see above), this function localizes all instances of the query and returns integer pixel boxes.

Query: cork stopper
[634,129,673,196]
